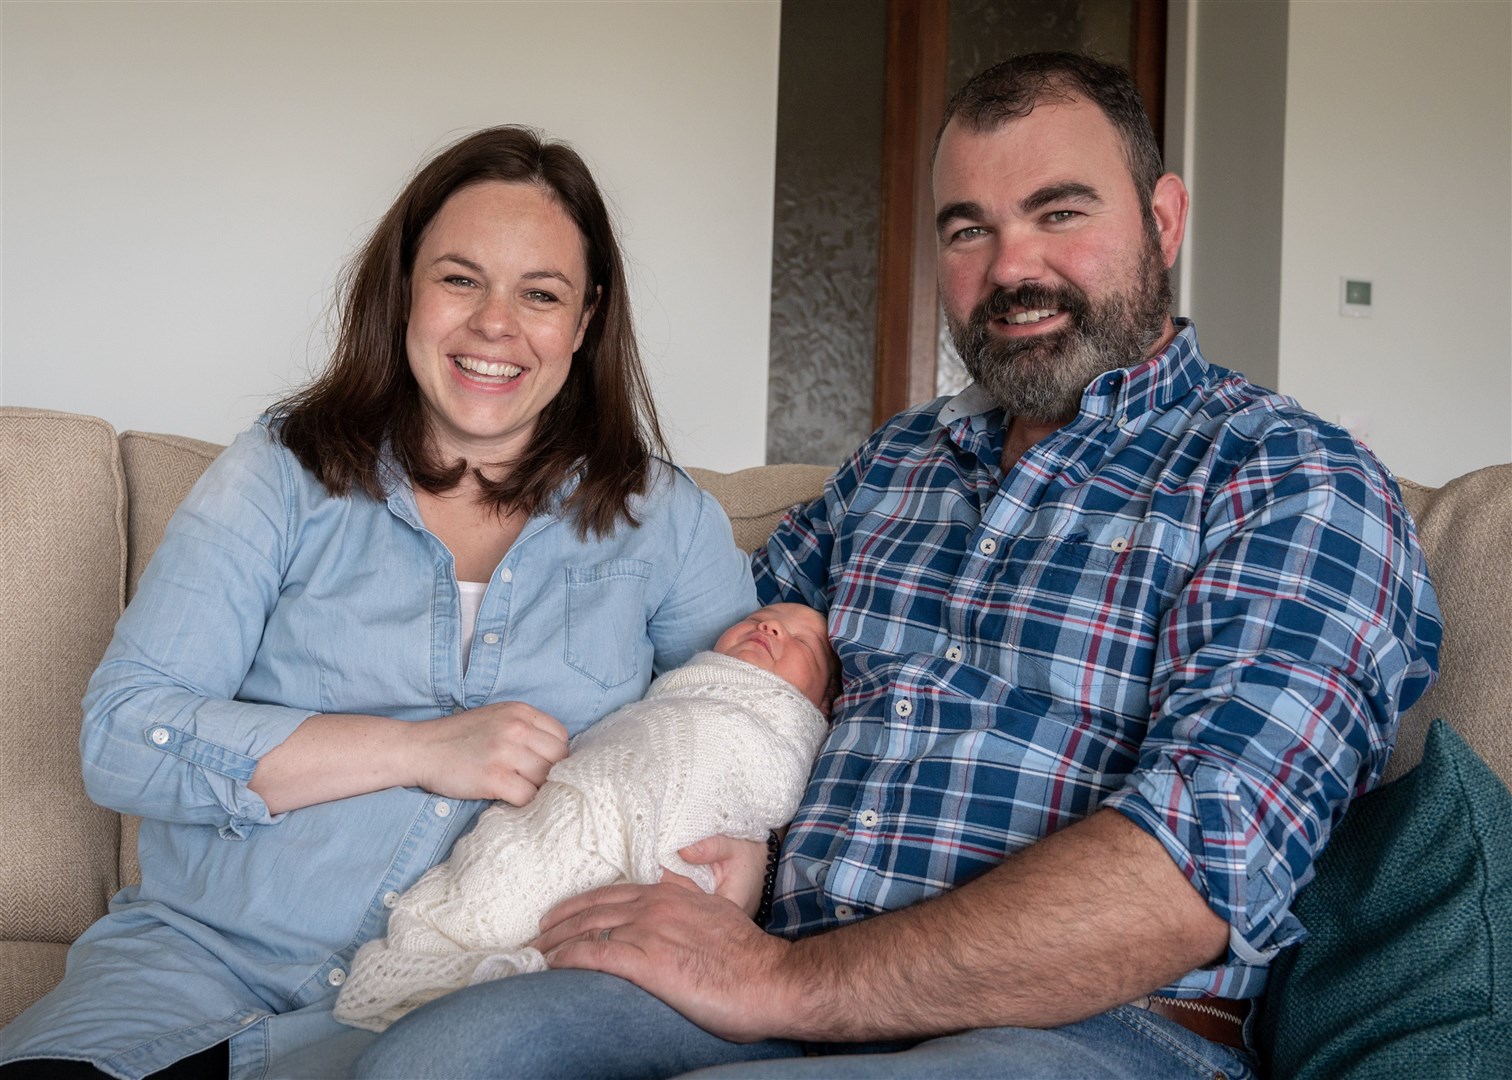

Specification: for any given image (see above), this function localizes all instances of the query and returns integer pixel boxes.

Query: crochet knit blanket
[333,652,828,1031]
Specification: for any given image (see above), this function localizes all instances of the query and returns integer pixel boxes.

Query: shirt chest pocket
[994,517,1188,695]
[564,559,652,689]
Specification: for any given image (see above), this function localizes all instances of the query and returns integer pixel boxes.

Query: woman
[0,127,756,1079]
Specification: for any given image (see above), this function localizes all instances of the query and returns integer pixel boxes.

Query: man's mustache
[976,283,1090,324]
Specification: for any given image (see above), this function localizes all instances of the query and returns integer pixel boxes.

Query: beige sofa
[3,405,1509,1036]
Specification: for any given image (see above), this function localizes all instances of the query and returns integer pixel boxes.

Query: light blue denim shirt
[0,419,756,1079]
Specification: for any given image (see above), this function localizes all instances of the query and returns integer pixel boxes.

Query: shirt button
[327,968,346,987]
[978,537,997,555]
[149,727,170,745]
[858,810,879,828]
[1118,416,1129,427]
[499,567,513,583]
[945,645,962,662]
[237,1011,259,1026]
[1109,537,1130,553]
[382,891,400,909]
[434,801,451,818]
[893,699,912,718]
[482,632,500,645]
[834,905,854,919]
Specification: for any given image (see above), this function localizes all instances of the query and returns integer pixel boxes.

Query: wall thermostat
[1339,277,1373,318]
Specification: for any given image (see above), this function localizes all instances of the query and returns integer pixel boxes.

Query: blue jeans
[353,970,1259,1079]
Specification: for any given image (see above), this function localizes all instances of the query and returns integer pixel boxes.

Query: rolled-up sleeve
[80,425,315,837]
[1104,425,1441,971]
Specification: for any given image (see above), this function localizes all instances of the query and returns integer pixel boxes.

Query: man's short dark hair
[936,52,1163,208]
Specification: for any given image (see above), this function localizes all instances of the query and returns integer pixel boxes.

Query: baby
[334,603,838,1032]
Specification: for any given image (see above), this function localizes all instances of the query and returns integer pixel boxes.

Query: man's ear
[1151,173,1189,268]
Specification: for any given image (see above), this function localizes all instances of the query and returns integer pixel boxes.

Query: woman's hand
[249,703,569,814]
[677,835,770,917]
[413,701,570,805]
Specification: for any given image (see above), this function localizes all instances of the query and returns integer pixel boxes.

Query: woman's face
[406,181,593,470]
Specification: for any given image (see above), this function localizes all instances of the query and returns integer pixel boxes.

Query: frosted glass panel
[766,0,1139,455]
[766,0,887,467]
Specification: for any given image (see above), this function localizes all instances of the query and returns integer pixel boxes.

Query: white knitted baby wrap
[333,651,828,1031]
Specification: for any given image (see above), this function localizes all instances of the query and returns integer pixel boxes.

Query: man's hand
[678,835,769,916]
[535,810,1228,1045]
[536,876,793,1043]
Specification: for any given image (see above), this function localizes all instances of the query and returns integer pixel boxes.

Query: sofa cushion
[686,463,830,552]
[1393,466,1512,784]
[119,430,224,601]
[0,409,125,955]
[1256,719,1512,1078]
[0,942,70,1029]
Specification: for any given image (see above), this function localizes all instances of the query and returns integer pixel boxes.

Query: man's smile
[991,307,1069,336]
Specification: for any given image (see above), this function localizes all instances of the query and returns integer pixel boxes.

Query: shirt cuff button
[149,727,171,746]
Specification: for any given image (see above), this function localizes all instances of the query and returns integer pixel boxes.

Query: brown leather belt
[1131,995,1250,1051]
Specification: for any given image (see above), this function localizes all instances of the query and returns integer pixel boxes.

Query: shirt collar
[1099,318,1207,427]
[378,439,583,525]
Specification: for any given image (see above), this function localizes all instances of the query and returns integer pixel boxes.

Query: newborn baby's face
[713,603,836,709]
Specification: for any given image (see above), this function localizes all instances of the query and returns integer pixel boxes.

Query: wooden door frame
[871,0,1168,426]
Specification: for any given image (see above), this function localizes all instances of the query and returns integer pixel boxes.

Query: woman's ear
[574,285,602,353]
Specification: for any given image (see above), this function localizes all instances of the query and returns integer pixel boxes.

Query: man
[356,53,1440,1079]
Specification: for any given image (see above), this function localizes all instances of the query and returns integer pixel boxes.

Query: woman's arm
[81,426,323,830]
[249,702,568,815]
[645,469,758,673]
[81,425,572,829]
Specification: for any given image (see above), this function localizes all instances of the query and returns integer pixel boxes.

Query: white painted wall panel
[1277,0,1511,486]
[2,1,780,470]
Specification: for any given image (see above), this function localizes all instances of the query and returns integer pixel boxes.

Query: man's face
[933,99,1185,423]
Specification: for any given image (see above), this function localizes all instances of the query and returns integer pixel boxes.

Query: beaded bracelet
[755,830,781,928]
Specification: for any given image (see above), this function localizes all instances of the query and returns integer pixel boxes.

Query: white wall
[2,1,780,471]
[1173,0,1288,394]
[1277,0,1511,487]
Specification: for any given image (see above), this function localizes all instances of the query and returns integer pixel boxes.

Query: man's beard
[947,228,1172,423]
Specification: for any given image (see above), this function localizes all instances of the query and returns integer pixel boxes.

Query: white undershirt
[458,580,488,672]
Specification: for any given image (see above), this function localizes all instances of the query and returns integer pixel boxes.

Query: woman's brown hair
[274,126,666,538]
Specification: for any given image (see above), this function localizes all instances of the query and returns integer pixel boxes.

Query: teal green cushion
[1256,719,1512,1078]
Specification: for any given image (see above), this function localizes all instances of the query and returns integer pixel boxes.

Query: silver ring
[597,927,612,943]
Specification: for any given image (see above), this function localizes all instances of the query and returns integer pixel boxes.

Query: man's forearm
[767,809,1229,1040]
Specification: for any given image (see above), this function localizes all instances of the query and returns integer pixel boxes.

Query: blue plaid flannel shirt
[753,322,1441,1000]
